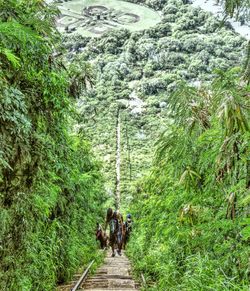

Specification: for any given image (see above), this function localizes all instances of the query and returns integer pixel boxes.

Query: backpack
[126,219,132,233]
[109,218,118,235]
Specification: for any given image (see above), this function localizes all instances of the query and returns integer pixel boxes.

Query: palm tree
[68,60,95,98]
[218,0,250,20]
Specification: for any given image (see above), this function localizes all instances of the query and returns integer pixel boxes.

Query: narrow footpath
[80,251,138,291]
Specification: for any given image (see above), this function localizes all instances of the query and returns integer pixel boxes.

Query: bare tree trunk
[125,120,132,182]
[115,109,121,210]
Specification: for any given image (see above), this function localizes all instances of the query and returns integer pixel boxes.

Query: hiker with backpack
[96,222,108,249]
[116,212,124,256]
[124,213,132,249]
[104,208,119,257]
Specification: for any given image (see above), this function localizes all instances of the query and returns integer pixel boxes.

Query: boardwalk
[80,251,138,290]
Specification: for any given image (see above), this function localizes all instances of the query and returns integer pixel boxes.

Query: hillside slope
[63,0,246,205]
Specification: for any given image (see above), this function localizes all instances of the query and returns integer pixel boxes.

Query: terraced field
[56,0,161,37]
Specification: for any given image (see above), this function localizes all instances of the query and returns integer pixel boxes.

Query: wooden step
[81,251,139,290]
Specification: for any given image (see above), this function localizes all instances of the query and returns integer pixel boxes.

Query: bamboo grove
[0,1,105,289]
[127,68,250,290]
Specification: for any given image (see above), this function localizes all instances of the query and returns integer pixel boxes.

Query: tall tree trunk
[115,108,121,209]
[125,120,132,182]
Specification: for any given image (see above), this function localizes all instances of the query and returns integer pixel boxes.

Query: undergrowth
[127,68,250,290]
[0,1,106,289]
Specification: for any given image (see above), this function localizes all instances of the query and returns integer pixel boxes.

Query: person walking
[116,213,124,256]
[124,213,132,249]
[105,208,119,257]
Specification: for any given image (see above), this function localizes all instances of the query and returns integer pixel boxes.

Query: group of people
[96,208,133,257]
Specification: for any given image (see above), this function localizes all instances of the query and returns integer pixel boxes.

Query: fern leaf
[0,47,20,67]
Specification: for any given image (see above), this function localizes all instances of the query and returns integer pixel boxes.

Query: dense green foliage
[60,1,250,288]
[1,0,249,289]
[0,1,105,289]
[64,0,246,205]
[128,68,250,290]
